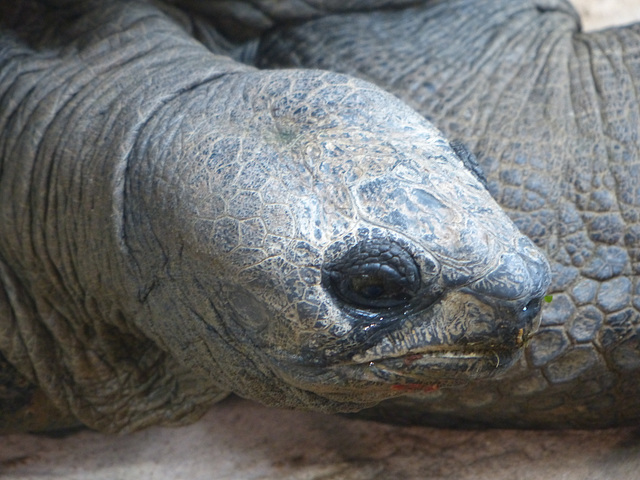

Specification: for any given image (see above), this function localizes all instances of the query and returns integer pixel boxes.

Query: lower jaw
[273,348,522,407]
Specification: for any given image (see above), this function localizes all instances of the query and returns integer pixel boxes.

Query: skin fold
[256,0,640,427]
[0,0,550,432]
[0,0,635,432]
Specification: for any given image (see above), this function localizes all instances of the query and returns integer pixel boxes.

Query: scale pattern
[256,0,640,427]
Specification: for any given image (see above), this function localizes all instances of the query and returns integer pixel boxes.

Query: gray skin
[0,0,627,433]
[254,0,640,428]
[0,0,550,433]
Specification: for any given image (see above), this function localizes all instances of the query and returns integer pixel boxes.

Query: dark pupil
[351,275,386,300]
[344,266,411,306]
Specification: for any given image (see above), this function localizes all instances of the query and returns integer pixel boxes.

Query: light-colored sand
[574,0,640,30]
[3,2,640,480]
[2,397,640,480]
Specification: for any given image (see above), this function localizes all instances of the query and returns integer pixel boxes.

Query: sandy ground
[574,0,640,30]
[2,397,640,480]
[3,2,640,480]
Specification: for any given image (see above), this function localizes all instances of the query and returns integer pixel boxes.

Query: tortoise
[0,0,637,433]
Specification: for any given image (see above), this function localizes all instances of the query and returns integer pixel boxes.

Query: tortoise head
[125,70,550,412]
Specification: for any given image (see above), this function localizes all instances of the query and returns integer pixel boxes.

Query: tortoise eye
[323,240,420,310]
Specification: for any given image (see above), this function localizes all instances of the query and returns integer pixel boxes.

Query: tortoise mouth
[357,343,524,389]
[318,307,535,391]
[269,312,534,407]
[283,342,526,405]
[349,324,530,366]
[336,324,527,389]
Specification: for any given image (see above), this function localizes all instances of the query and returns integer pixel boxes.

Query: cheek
[220,261,331,345]
[224,285,271,334]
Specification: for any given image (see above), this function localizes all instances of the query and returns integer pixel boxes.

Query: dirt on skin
[2,2,640,480]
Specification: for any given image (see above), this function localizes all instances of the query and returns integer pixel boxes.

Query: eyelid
[322,239,421,310]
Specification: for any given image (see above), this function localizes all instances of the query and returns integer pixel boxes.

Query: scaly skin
[0,1,549,432]
[256,0,640,427]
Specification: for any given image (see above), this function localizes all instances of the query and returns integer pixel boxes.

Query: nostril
[519,296,543,325]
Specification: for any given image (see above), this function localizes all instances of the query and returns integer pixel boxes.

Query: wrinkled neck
[0,0,245,431]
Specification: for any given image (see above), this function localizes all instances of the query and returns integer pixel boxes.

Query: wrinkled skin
[0,0,550,433]
[256,0,640,427]
[0,0,635,433]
